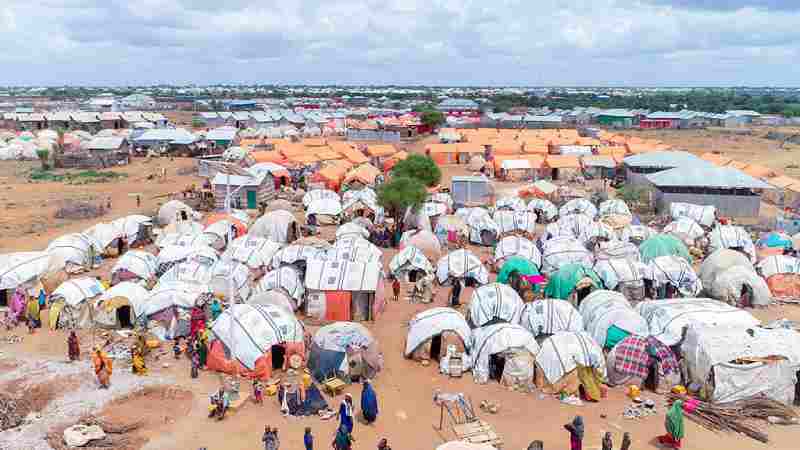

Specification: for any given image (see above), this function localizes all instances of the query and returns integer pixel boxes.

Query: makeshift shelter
[682,325,800,404]
[559,198,597,218]
[110,250,157,285]
[598,199,631,218]
[668,202,716,228]
[534,331,606,396]
[757,255,800,299]
[594,240,640,262]
[495,196,527,212]
[201,220,242,251]
[698,248,753,293]
[496,257,540,292]
[458,208,499,246]
[541,237,594,275]
[467,283,524,328]
[303,189,340,208]
[492,210,537,236]
[399,229,442,262]
[635,298,760,346]
[110,215,153,247]
[209,260,252,302]
[389,246,434,282]
[247,289,296,312]
[470,323,540,384]
[156,244,218,276]
[593,258,646,302]
[46,233,100,273]
[140,282,213,339]
[519,299,584,338]
[0,252,54,303]
[48,277,107,329]
[304,259,384,322]
[436,249,489,286]
[544,264,602,306]
[644,255,703,298]
[253,265,305,307]
[606,335,681,393]
[157,200,197,226]
[663,217,705,246]
[639,234,691,264]
[579,290,648,348]
[308,322,382,382]
[341,189,384,223]
[250,210,299,243]
[223,236,283,271]
[619,224,657,245]
[405,307,471,361]
[92,282,149,329]
[527,198,558,222]
[270,244,328,272]
[709,225,756,262]
[208,303,305,380]
[335,222,370,240]
[433,214,468,245]
[422,201,448,220]
[708,265,771,307]
[328,236,382,263]
[306,198,342,224]
[494,236,542,269]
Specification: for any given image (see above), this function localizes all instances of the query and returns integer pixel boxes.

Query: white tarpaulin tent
[111,250,157,282]
[663,217,705,242]
[335,222,370,240]
[709,225,756,262]
[757,255,800,279]
[494,236,542,268]
[579,290,648,348]
[644,255,703,297]
[429,192,453,208]
[307,198,343,218]
[0,252,53,290]
[156,245,218,268]
[593,258,646,291]
[698,248,752,291]
[541,237,594,275]
[495,196,526,212]
[254,265,305,303]
[535,331,606,385]
[327,236,382,263]
[598,199,631,218]
[50,277,107,329]
[594,240,640,262]
[470,323,540,384]
[636,298,760,346]
[84,222,124,251]
[303,189,340,207]
[389,246,434,279]
[527,199,557,221]
[669,202,716,227]
[160,220,204,239]
[422,202,448,218]
[250,210,298,243]
[223,236,283,269]
[519,299,584,337]
[270,244,328,269]
[404,307,472,357]
[436,249,489,285]
[156,231,215,249]
[492,210,537,235]
[47,233,101,272]
[548,213,593,240]
[709,265,772,307]
[93,282,149,328]
[456,208,499,245]
[247,289,296,312]
[559,199,597,218]
[210,303,304,370]
[110,215,152,244]
[141,281,211,319]
[158,200,198,226]
[304,259,385,321]
[399,230,442,262]
[618,224,657,244]
[468,283,524,328]
[682,325,800,404]
[210,260,252,302]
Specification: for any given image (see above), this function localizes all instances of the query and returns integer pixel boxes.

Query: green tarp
[497,256,539,284]
[605,325,630,348]
[639,234,691,264]
[543,263,602,300]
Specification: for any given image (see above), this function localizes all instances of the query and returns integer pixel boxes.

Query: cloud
[2,0,800,85]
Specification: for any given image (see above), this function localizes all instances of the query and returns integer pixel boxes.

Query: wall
[346,129,401,142]
[655,190,761,218]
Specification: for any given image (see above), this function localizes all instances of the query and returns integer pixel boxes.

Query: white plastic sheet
[535,331,605,385]
[468,283,524,328]
[519,299,584,337]
[405,307,472,357]
[470,323,539,384]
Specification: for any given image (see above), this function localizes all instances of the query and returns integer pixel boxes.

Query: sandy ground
[1,131,800,449]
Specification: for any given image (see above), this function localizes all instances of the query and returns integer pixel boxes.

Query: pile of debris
[0,393,30,431]
[47,416,143,450]
[0,334,23,345]
[622,399,658,420]
[55,200,106,220]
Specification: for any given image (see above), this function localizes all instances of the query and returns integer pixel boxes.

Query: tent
[598,199,631,218]
[594,240,640,262]
[541,237,594,275]
[270,244,328,272]
[140,281,213,339]
[492,210,537,235]
[250,210,298,243]
[253,265,305,306]
[84,223,127,256]
[618,224,657,245]
[341,189,384,224]
[494,236,541,269]
[160,220,204,238]
[639,234,690,264]
[495,196,527,212]
[422,201,448,218]
[708,265,772,307]
[436,249,489,286]
[496,257,539,287]
[643,255,702,298]
[109,215,153,247]
[547,213,592,240]
[559,198,597,218]
[681,326,800,404]
[519,299,584,338]
[157,200,198,226]
[308,321,382,382]
[223,235,283,270]
[46,233,101,273]
[543,262,599,300]
[48,277,107,329]
[304,259,385,322]
[592,258,646,301]
[303,189,340,208]
[534,331,606,392]
[635,298,760,346]
[467,283,524,328]
[606,335,680,393]
[247,289,296,312]
[155,231,215,249]
[156,244,218,276]
[111,250,157,284]
[208,303,305,380]
[327,236,382,263]
[457,208,499,246]
[527,199,558,222]
[698,248,752,292]
[757,232,793,250]
[709,225,756,262]
[335,222,370,240]
[388,246,434,282]
[429,192,454,209]
[0,252,54,292]
[579,290,648,349]
[757,255,800,299]
[663,217,705,244]
[669,202,716,227]
[405,307,471,361]
[307,199,342,224]
[209,260,252,302]
[433,214,469,244]
[201,220,244,251]
[92,282,149,329]
[399,229,442,262]
[470,323,540,384]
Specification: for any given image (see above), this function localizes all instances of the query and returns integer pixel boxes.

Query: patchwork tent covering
[0,251,54,290]
[254,265,305,302]
[669,202,716,227]
[309,321,382,382]
[527,199,558,221]
[156,231,215,249]
[639,234,691,264]
[46,233,101,272]
[335,222,370,240]
[160,220,204,239]
[496,257,539,285]
[157,200,198,226]
[494,236,542,268]
[607,335,680,389]
[709,265,772,307]
[579,290,648,348]
[663,218,705,242]
[468,283,524,327]
[210,260,252,301]
[250,210,298,243]
[93,282,149,328]
[618,224,657,244]
[635,298,760,346]
[709,225,756,262]
[327,236,382,263]
[49,277,107,329]
[544,263,602,300]
[541,237,594,275]
[303,189,340,207]
[535,331,606,385]
[223,236,283,269]
[389,246,434,279]
[270,244,328,269]
[341,191,384,223]
[158,261,213,286]
[757,255,800,279]
[470,323,540,384]
[492,210,537,235]
[109,215,152,244]
[593,258,646,291]
[644,255,703,297]
[156,245,218,268]
[436,249,489,285]
[598,199,631,218]
[84,223,125,251]
[520,299,584,337]
[304,259,385,321]
[459,209,499,245]
[52,277,106,307]
[247,289,297,312]
[495,196,527,212]
[429,192,454,208]
[111,250,158,282]
[404,307,472,357]
[559,199,597,218]
[548,213,594,241]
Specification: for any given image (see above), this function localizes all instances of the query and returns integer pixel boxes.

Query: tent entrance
[271,345,286,370]
[575,285,593,306]
[489,353,506,382]
[116,306,133,328]
[0,289,7,308]
[740,284,753,307]
[480,230,496,246]
[351,292,373,321]
[408,269,421,283]
[430,335,443,360]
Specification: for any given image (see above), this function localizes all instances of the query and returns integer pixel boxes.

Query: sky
[2,0,800,86]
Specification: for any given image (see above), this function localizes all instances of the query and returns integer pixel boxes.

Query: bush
[377,176,427,220]
[390,154,442,187]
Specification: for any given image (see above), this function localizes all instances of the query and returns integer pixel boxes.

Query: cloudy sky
[2,0,799,86]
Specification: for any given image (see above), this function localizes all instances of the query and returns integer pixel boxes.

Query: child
[391,277,401,302]
[173,338,182,360]
[253,379,264,405]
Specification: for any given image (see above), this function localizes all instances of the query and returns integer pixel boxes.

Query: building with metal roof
[623,151,712,186]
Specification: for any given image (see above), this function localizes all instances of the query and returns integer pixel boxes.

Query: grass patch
[29,169,128,184]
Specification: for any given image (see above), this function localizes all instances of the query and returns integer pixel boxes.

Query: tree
[390,154,442,187]
[377,176,427,225]
[36,149,50,170]
[54,127,66,168]
[420,110,446,128]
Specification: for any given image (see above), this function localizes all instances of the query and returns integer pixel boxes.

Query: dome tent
[492,210,537,235]
[389,245,434,282]
[247,289,297,312]
[111,250,157,285]
[223,235,283,270]
[593,257,647,302]
[543,263,602,306]
[0,251,57,292]
[399,229,442,262]
[208,303,305,380]
[598,199,631,218]
[456,208,499,246]
[698,248,752,292]
[639,234,690,264]
[559,198,597,218]
[534,331,606,396]
[709,225,756,263]
[494,235,541,269]
[757,255,800,299]
[594,240,640,262]
[157,200,198,226]
[663,217,705,244]
[92,282,149,329]
[470,323,540,384]
[643,255,702,298]
[156,244,218,277]
[303,189,340,208]
[304,259,385,322]
[336,222,370,240]
[250,210,299,243]
[709,265,772,307]
[308,321,382,382]
[606,335,680,393]
[307,199,343,224]
[140,281,212,340]
[495,196,527,212]
[519,299,584,339]
[541,236,594,275]
[467,283,524,328]
[618,224,656,245]
[253,265,305,306]
[46,233,102,273]
[327,236,382,264]
[579,290,648,349]
[270,244,328,272]
[48,277,107,329]
[496,257,539,286]
[436,249,489,286]
[405,307,471,362]
[209,260,252,302]
[527,198,557,222]
[669,202,716,227]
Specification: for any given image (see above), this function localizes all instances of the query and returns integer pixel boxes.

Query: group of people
[561,412,678,450]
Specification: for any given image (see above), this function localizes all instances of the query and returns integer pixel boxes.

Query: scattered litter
[560,395,583,406]
[0,334,23,345]
[54,201,105,220]
[63,424,105,447]
[479,400,500,414]
[622,400,658,420]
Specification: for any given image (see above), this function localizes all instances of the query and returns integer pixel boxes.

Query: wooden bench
[322,377,346,397]
[453,420,503,448]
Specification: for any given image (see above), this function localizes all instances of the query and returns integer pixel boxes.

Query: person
[67,331,80,362]
[210,298,223,321]
[377,438,391,450]
[391,277,401,302]
[564,416,584,450]
[173,338,182,360]
[209,388,228,420]
[92,347,113,389]
[136,194,141,207]
[602,432,613,450]
[197,329,209,368]
[132,347,148,375]
[361,379,378,425]
[190,306,206,339]
[262,426,279,450]
[338,394,354,434]
[303,427,313,450]
[659,399,684,448]
[621,432,632,450]
[38,288,46,310]
[191,347,200,379]
[527,441,544,450]
[450,279,463,307]
[333,425,353,450]
[253,379,264,405]
[26,295,40,333]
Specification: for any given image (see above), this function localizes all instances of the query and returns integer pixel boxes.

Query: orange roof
[365,144,397,157]
[239,138,262,147]
[700,152,732,166]
[344,163,381,186]
[581,155,619,167]
[338,146,369,164]
[289,154,320,165]
[278,143,308,157]
[427,143,459,154]
[493,142,523,154]
[546,155,581,169]
[522,142,548,154]
[251,151,285,164]
[767,175,800,189]
[727,160,749,170]
[315,149,344,161]
[597,146,627,157]
[304,138,327,147]
[318,163,349,182]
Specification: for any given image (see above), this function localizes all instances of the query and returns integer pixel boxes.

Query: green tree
[377,176,427,225]
[420,110,446,128]
[390,154,442,187]
[36,149,50,170]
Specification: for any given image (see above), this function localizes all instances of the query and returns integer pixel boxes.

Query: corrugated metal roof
[646,166,773,189]
[206,126,238,141]
[133,128,196,145]
[623,151,709,168]
[86,136,126,151]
